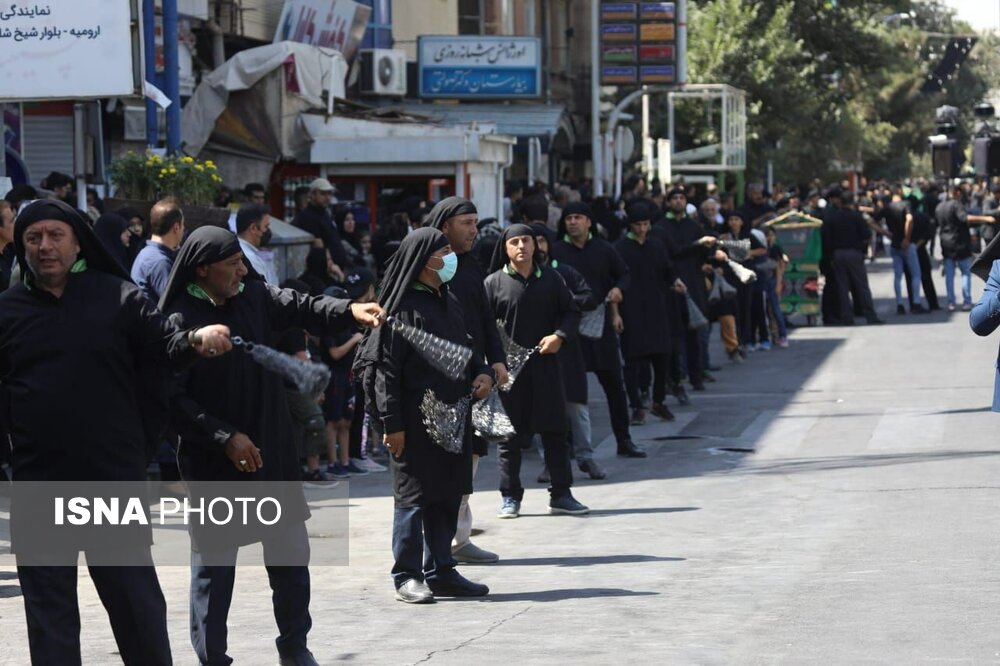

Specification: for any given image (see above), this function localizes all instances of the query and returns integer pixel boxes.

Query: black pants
[391,498,460,588]
[735,281,753,345]
[498,431,572,500]
[682,328,703,383]
[624,354,668,408]
[17,552,171,666]
[591,365,631,444]
[751,285,769,343]
[909,244,939,309]
[832,248,878,321]
[190,521,312,665]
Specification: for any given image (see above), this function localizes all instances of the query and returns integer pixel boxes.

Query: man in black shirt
[0,199,232,666]
[739,182,776,229]
[821,188,883,325]
[292,178,348,274]
[874,194,927,315]
[937,183,995,312]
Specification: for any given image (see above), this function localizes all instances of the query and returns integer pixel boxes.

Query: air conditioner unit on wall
[359,49,407,97]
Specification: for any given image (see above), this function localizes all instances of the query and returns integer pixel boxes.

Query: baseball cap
[309,178,334,192]
[343,267,375,300]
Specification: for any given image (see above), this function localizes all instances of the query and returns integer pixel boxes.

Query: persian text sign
[0,1,141,100]
[418,35,541,99]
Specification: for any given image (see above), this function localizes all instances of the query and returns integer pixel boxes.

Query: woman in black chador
[354,226,494,604]
[484,224,588,518]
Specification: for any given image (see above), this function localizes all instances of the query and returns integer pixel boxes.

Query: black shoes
[427,573,489,597]
[691,380,706,392]
[578,459,607,480]
[896,304,906,315]
[279,650,320,666]
[911,303,929,314]
[395,579,435,604]
[650,402,675,421]
[617,439,648,458]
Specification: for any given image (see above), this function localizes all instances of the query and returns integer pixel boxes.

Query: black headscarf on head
[529,222,555,265]
[158,226,242,311]
[353,226,448,374]
[14,198,130,284]
[488,223,536,274]
[94,213,132,271]
[305,246,330,279]
[115,206,144,224]
[556,201,593,238]
[335,208,362,252]
[423,196,478,230]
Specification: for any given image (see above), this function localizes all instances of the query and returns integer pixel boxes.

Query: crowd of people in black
[1,167,994,664]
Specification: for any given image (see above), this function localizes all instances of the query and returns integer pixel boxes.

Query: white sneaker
[354,457,387,473]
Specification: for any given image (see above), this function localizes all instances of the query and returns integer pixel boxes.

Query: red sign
[639,44,674,61]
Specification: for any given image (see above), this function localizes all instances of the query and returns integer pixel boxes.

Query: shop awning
[387,102,574,146]
[300,114,514,168]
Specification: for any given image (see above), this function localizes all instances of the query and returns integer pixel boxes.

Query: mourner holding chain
[355,227,493,604]
[484,224,587,518]
[160,226,383,666]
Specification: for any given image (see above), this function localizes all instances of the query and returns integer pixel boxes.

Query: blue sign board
[418,35,542,99]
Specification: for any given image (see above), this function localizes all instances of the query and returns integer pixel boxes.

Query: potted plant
[106,151,230,229]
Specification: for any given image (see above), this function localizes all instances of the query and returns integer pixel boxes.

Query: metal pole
[73,103,87,211]
[143,0,158,148]
[677,0,687,85]
[163,0,181,154]
[591,0,603,196]
[641,85,651,176]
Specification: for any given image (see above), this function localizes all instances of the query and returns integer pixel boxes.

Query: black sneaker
[896,304,906,315]
[911,304,929,314]
[650,403,675,421]
[549,494,590,515]
[427,573,489,597]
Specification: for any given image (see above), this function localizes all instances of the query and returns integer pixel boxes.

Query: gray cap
[309,177,334,192]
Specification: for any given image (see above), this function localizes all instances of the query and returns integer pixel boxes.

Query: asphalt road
[2,257,1000,664]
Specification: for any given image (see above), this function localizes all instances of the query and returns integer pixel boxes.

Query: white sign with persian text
[0,1,141,100]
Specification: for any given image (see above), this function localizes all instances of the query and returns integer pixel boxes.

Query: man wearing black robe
[160,226,383,666]
[615,200,680,424]
[354,227,492,603]
[651,187,722,391]
[529,221,607,480]
[422,196,507,565]
[485,224,588,517]
[0,199,231,666]
[551,202,646,457]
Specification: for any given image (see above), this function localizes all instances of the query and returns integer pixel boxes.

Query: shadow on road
[474,587,659,603]
[733,449,1000,476]
[494,554,685,567]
